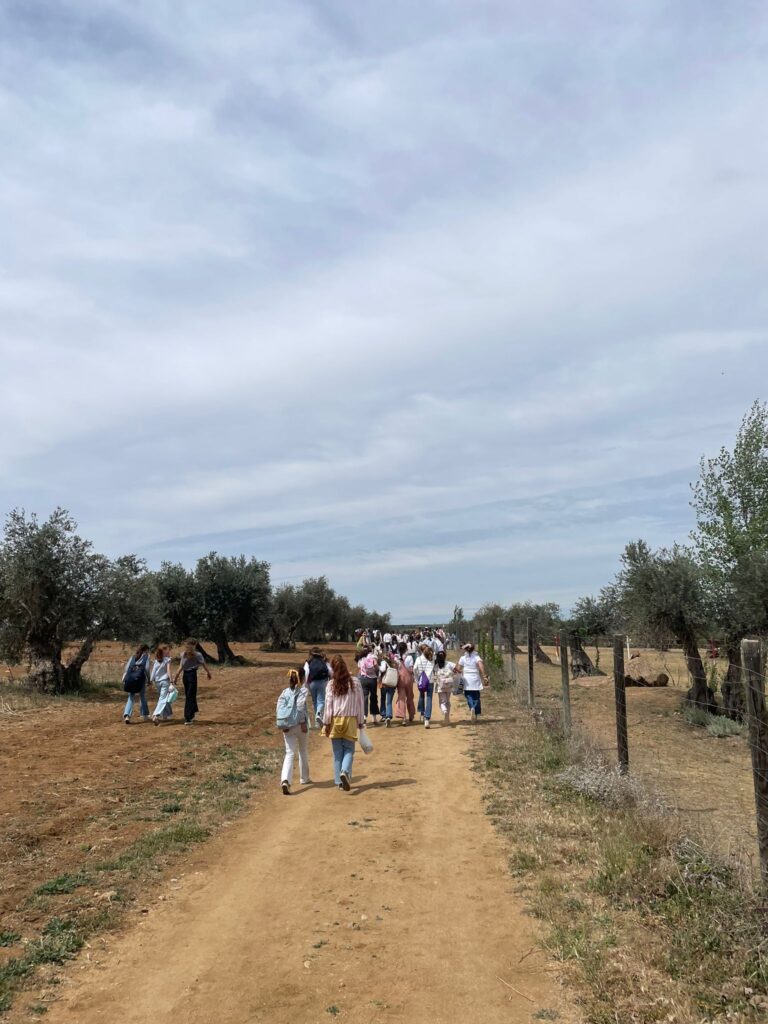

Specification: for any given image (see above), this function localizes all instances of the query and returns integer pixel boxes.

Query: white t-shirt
[459,652,483,690]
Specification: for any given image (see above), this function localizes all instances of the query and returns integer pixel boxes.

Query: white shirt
[459,652,484,690]
[412,654,434,682]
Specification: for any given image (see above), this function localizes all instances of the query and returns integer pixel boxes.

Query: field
[1,640,764,1021]
[526,645,759,868]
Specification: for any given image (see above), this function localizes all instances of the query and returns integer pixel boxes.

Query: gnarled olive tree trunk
[719,642,743,720]
[682,632,717,713]
[26,637,95,693]
[568,634,603,678]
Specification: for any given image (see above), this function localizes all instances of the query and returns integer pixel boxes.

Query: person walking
[276,669,310,795]
[357,647,380,724]
[121,644,150,723]
[433,649,458,725]
[378,652,399,727]
[173,638,212,725]
[458,643,489,721]
[323,655,365,791]
[150,644,175,725]
[413,645,435,728]
[303,648,332,729]
[395,642,415,725]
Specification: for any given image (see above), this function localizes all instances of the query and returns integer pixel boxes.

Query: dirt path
[44,705,572,1024]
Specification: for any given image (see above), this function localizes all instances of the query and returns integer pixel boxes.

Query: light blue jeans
[331,738,355,785]
[417,684,434,720]
[380,686,394,720]
[153,680,173,719]
[123,686,149,719]
[309,678,327,725]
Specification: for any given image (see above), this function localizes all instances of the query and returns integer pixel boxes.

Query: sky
[1,1,768,622]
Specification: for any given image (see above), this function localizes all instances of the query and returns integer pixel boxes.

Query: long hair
[154,644,167,661]
[330,654,353,696]
[435,650,446,669]
[287,669,300,690]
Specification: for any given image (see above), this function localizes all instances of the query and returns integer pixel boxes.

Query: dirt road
[44,705,571,1024]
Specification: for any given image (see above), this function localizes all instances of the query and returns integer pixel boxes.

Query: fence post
[507,616,518,685]
[559,629,572,734]
[741,639,768,887]
[613,635,629,774]
[526,618,535,706]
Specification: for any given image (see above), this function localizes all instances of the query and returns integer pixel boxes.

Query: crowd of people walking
[119,627,489,797]
[276,628,489,795]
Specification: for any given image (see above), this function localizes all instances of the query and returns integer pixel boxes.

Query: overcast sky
[1,1,767,621]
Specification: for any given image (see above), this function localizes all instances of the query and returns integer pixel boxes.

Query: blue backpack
[276,688,301,730]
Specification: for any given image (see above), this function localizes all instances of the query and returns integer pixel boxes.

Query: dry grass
[471,689,768,1023]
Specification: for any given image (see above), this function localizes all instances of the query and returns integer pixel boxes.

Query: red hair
[330,654,353,696]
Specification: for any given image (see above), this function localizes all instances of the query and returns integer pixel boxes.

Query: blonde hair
[287,669,300,689]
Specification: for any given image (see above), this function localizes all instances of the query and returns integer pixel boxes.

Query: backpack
[417,670,432,693]
[362,654,378,678]
[123,656,146,694]
[276,688,301,730]
[307,656,329,683]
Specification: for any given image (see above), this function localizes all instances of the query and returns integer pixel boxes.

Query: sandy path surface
[45,705,571,1024]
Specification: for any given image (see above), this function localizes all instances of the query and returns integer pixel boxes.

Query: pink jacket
[323,678,365,726]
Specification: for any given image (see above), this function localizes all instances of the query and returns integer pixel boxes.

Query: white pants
[438,690,452,714]
[281,725,310,784]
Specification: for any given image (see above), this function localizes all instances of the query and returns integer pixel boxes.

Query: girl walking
[378,652,398,726]
[323,655,365,791]
[150,644,175,724]
[357,648,380,724]
[173,638,212,725]
[458,643,490,721]
[413,644,435,729]
[303,647,332,729]
[276,669,310,795]
[395,642,415,725]
[433,649,458,725]
[121,644,150,723]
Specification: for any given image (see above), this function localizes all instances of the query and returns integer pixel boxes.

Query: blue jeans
[464,690,482,715]
[123,686,149,718]
[310,678,327,724]
[380,687,394,720]
[417,684,433,720]
[331,738,355,785]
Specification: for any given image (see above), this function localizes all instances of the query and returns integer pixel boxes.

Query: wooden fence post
[507,616,518,685]
[613,635,629,774]
[559,629,572,734]
[741,639,768,887]
[526,618,535,706]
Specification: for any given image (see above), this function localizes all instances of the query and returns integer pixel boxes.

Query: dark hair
[435,650,446,669]
[136,643,149,655]
[330,654,353,696]
[398,641,408,656]
[298,665,306,684]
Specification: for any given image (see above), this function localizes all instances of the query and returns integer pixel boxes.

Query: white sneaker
[424,720,430,729]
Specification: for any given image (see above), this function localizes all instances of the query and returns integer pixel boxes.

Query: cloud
[1,2,768,618]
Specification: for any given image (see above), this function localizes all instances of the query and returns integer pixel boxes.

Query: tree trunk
[25,640,65,693]
[195,642,218,665]
[682,632,716,712]
[533,639,553,665]
[568,634,604,678]
[721,641,744,721]
[215,635,245,665]
[62,637,95,690]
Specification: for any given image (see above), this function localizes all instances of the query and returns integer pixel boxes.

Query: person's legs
[184,676,198,723]
[281,729,297,784]
[139,685,149,718]
[311,679,327,726]
[361,679,371,717]
[297,728,310,783]
[381,687,393,720]
[406,684,416,722]
[153,682,170,720]
[341,739,355,779]
[368,681,379,718]
[465,690,480,716]
[424,685,433,721]
[395,684,406,720]
[331,738,344,786]
[123,692,134,719]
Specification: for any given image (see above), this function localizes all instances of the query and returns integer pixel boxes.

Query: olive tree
[617,540,714,710]
[691,400,768,716]
[0,509,158,692]
[195,553,271,663]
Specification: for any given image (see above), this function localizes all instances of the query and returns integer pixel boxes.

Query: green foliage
[0,932,20,947]
[195,552,271,653]
[34,872,90,896]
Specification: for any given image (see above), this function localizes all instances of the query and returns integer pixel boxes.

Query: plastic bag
[359,728,373,755]
[166,685,179,705]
